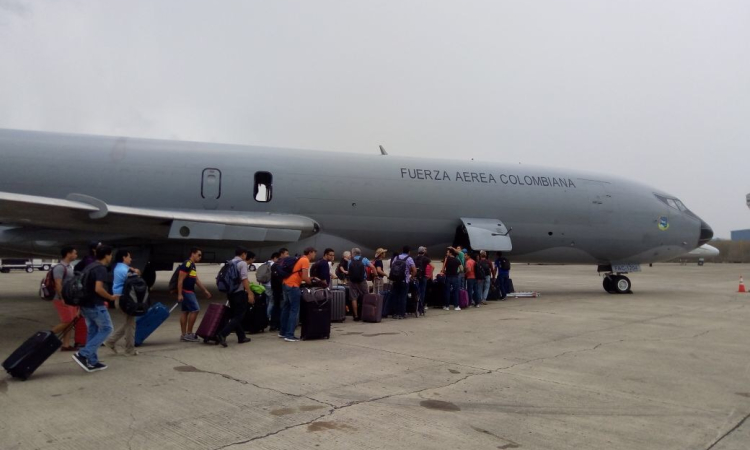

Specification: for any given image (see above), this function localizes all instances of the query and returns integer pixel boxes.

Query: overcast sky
[1,0,748,238]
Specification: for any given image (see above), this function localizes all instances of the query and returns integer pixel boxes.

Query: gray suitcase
[330,289,346,322]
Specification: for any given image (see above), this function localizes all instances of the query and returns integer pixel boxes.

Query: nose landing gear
[602,274,632,294]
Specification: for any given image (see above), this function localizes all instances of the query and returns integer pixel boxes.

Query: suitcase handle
[56,316,81,339]
[169,303,180,313]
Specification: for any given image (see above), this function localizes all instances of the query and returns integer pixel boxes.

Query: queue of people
[47,242,511,374]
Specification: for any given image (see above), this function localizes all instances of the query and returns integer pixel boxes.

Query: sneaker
[237,338,251,344]
[72,353,92,372]
[180,334,191,342]
[481,301,488,305]
[216,334,228,348]
[277,333,284,338]
[105,342,118,354]
[284,337,300,342]
[425,306,429,311]
[455,307,462,311]
[183,334,199,343]
[443,307,449,311]
[89,362,108,372]
[474,304,480,308]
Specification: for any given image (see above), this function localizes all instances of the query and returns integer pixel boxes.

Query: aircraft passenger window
[254,172,273,202]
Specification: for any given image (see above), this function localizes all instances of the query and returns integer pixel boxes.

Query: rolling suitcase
[3,318,78,380]
[74,318,88,346]
[135,302,178,347]
[459,289,470,308]
[329,288,346,322]
[243,293,269,334]
[362,293,384,323]
[301,288,331,340]
[381,290,392,317]
[196,303,230,344]
[507,278,515,294]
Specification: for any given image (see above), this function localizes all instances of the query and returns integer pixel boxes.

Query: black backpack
[474,260,486,279]
[62,264,97,307]
[119,275,151,316]
[348,258,366,283]
[275,256,300,279]
[168,264,183,292]
[216,260,242,293]
[500,257,511,271]
[415,256,429,280]
[389,256,407,283]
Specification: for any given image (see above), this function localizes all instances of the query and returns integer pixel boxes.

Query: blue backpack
[216,260,241,293]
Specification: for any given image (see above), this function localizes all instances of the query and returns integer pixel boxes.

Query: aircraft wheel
[142,263,156,289]
[602,276,616,293]
[613,275,632,294]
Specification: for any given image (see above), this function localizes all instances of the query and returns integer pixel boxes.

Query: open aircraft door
[460,218,512,251]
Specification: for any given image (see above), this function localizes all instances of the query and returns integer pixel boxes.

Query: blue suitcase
[135,302,178,347]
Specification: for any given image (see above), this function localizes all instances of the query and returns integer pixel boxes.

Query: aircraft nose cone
[698,219,713,246]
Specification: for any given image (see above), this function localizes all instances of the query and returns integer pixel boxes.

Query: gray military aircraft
[0,129,713,294]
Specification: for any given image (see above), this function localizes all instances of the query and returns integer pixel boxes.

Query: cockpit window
[654,194,699,219]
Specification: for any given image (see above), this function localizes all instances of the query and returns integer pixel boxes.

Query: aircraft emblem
[658,216,670,231]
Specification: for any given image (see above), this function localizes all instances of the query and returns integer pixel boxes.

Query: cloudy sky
[1,0,748,238]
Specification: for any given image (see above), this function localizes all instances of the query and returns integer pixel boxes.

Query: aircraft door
[460,218,513,251]
[582,180,613,225]
[201,168,222,210]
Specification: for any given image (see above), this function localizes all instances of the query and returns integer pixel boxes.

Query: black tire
[25,266,34,273]
[603,276,615,293]
[42,265,51,271]
[1,268,9,273]
[142,263,156,289]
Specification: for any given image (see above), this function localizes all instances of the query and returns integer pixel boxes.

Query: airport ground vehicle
[0,259,55,273]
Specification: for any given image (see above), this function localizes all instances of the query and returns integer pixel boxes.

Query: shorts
[53,299,78,323]
[348,281,369,302]
[181,292,200,313]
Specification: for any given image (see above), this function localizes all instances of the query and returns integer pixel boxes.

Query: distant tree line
[675,241,750,263]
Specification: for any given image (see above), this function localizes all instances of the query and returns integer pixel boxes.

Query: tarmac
[0,263,749,450]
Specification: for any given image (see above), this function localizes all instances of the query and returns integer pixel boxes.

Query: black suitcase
[243,293,269,334]
[3,330,64,380]
[507,278,515,294]
[301,288,331,340]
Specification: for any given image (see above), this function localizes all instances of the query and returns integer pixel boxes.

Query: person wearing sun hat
[373,248,389,294]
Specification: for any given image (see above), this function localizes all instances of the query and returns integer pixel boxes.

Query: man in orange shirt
[280,247,316,342]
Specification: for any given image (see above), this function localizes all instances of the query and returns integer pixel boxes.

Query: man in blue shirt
[389,246,417,319]
[104,249,141,356]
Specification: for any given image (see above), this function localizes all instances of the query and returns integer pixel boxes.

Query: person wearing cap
[372,248,389,294]
[414,246,431,315]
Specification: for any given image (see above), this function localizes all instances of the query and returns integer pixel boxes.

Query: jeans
[281,285,301,338]
[458,273,465,290]
[497,273,510,299]
[481,275,491,301]
[106,310,136,354]
[466,278,479,306]
[417,278,428,313]
[265,285,274,319]
[220,291,248,341]
[79,305,113,365]
[444,276,460,308]
[391,281,408,317]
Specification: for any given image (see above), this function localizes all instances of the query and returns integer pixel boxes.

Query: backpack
[309,260,320,278]
[216,259,242,293]
[474,260,486,279]
[256,262,272,284]
[62,264,97,307]
[478,260,491,278]
[500,257,511,271]
[415,256,430,280]
[167,264,183,292]
[388,256,407,283]
[275,256,301,279]
[348,258,366,283]
[40,264,65,300]
[119,275,150,316]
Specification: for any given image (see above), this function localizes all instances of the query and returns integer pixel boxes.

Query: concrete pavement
[0,263,748,449]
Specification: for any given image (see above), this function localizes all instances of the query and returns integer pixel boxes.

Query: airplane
[0,129,713,294]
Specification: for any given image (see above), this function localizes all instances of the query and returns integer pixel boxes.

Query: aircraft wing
[0,191,319,242]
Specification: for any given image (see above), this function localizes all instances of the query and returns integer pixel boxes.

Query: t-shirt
[374,259,384,277]
[456,251,465,266]
[444,256,461,277]
[178,260,198,292]
[312,259,331,285]
[112,262,130,295]
[86,263,110,307]
[465,259,476,279]
[232,257,249,293]
[52,262,74,300]
[336,259,349,280]
[284,256,310,288]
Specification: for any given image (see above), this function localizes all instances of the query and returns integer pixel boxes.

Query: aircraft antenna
[379,145,388,156]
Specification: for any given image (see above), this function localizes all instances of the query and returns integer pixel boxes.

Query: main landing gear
[602,274,632,294]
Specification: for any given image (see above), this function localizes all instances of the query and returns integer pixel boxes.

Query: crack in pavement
[705,412,750,450]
